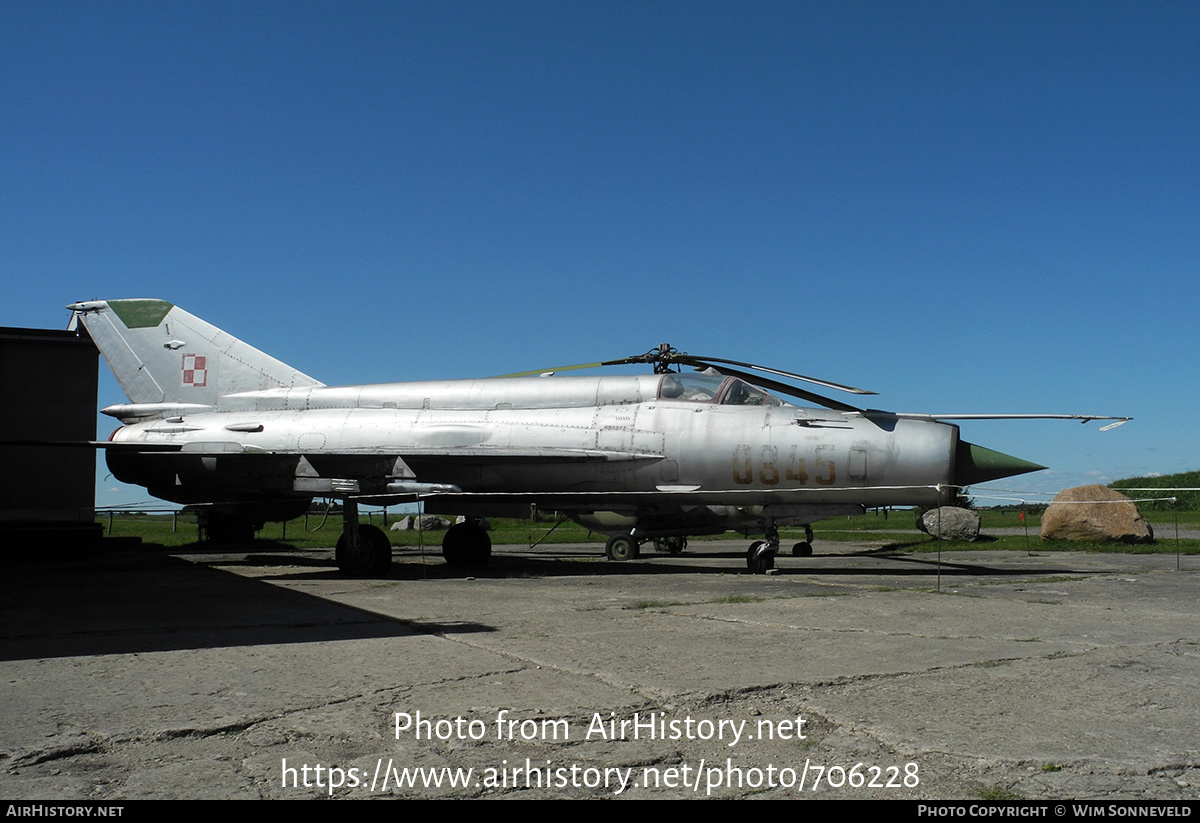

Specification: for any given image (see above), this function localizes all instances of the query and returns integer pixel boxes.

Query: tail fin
[69,299,323,407]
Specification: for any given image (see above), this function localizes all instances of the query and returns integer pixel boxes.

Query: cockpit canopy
[657,373,785,406]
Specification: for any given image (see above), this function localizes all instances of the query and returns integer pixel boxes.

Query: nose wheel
[746,523,781,574]
[790,525,815,557]
[746,540,776,574]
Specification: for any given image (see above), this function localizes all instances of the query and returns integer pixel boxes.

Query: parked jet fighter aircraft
[69,299,1129,575]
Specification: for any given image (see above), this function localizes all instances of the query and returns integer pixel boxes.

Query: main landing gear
[442,520,492,567]
[336,500,392,577]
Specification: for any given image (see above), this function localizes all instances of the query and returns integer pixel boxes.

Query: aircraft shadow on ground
[219,540,1097,581]
[1,540,1107,662]
[0,547,495,663]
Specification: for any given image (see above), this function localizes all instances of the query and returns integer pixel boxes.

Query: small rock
[917,507,981,541]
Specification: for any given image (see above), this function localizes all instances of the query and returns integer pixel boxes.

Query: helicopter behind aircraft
[69,299,1128,575]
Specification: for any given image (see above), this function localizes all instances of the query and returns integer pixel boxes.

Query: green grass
[626,600,686,610]
[626,594,767,610]
[799,509,1200,554]
[903,536,1200,554]
[808,507,1200,530]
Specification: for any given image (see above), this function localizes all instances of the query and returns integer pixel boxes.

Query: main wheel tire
[791,541,813,557]
[442,522,492,567]
[746,540,775,574]
[337,525,392,577]
[605,534,638,561]
[360,524,393,575]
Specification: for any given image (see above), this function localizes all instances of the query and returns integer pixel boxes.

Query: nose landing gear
[746,522,780,574]
[747,524,816,573]
[791,524,815,557]
[746,539,775,574]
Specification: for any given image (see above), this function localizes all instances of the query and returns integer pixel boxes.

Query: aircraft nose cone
[955,440,1046,485]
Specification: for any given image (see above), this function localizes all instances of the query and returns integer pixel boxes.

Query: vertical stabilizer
[69,299,323,406]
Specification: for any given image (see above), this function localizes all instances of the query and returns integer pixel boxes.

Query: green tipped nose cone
[955,440,1046,485]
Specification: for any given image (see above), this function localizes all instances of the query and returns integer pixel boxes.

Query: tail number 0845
[732,445,835,486]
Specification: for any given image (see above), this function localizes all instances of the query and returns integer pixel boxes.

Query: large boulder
[454,515,491,530]
[916,507,981,541]
[1040,485,1154,543]
[389,515,453,532]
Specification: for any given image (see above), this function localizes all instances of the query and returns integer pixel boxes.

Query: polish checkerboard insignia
[182,354,208,387]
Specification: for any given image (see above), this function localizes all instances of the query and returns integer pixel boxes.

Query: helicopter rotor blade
[494,361,610,378]
[496,355,661,378]
[678,355,876,395]
[497,344,875,401]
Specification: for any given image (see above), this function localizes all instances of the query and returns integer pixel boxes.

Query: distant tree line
[1110,470,1200,511]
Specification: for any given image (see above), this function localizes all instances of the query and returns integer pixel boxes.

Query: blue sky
[3,1,1196,509]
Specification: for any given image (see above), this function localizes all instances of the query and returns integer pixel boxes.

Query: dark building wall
[0,327,98,524]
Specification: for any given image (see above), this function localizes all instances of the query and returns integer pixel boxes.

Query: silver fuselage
[107,373,960,532]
